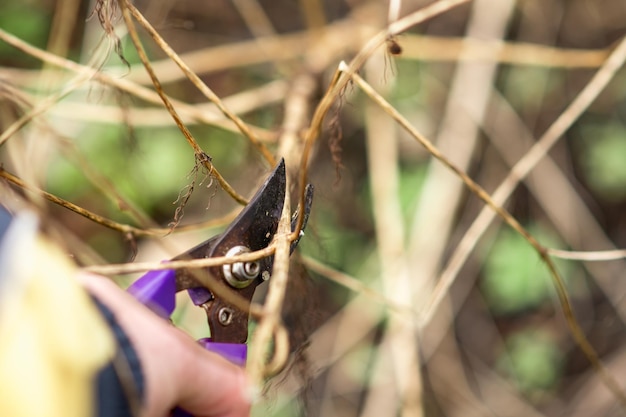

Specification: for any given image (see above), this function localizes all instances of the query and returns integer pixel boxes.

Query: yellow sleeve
[0,212,115,417]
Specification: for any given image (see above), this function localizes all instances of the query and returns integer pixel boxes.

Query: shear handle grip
[127,271,248,365]
[127,269,177,318]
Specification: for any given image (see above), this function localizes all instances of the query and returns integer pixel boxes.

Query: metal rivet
[218,307,234,326]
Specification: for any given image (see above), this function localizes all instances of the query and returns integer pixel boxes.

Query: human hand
[80,273,251,417]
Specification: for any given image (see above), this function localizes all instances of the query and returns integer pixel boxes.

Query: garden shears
[127,159,313,367]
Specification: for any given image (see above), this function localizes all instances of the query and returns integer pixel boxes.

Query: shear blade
[173,159,286,293]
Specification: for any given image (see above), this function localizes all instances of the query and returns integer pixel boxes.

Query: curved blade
[173,159,286,343]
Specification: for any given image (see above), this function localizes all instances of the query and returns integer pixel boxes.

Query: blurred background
[1,0,626,416]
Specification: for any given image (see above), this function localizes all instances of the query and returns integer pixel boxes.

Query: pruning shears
[127,159,313,369]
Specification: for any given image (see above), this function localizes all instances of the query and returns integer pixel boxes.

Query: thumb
[175,341,251,417]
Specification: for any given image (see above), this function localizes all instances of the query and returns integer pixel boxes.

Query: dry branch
[345,63,626,408]
[123,1,276,165]
[0,28,275,141]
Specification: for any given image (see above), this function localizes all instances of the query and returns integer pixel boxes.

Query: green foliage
[44,115,255,264]
[0,0,49,63]
[346,343,376,379]
[578,122,626,201]
[47,124,197,219]
[501,67,562,113]
[398,164,426,232]
[102,35,151,68]
[193,125,248,168]
[252,396,301,417]
[358,163,426,240]
[300,204,375,275]
[481,224,570,315]
[391,59,427,109]
[497,329,563,396]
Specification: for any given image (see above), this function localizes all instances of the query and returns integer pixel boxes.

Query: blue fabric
[92,298,145,417]
[0,205,13,286]
[0,205,12,242]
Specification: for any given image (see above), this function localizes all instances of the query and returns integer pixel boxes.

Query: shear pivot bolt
[223,245,261,288]
[236,259,261,279]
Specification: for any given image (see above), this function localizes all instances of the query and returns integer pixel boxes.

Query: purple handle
[129,268,248,417]
[198,339,247,366]
[127,269,177,318]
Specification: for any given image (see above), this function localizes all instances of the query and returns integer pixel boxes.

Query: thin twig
[346,64,626,408]
[247,68,318,387]
[84,245,275,275]
[360,53,422,417]
[246,188,292,384]
[398,34,610,68]
[0,28,275,141]
[293,0,471,240]
[3,30,612,89]
[124,1,276,166]
[547,248,626,261]
[101,15,612,87]
[424,35,626,335]
[301,255,417,317]
[0,167,237,236]
[46,80,287,129]
[117,0,248,205]
[0,74,91,147]
[1,168,140,234]
[86,251,271,324]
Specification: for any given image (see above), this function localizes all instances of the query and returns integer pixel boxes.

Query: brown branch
[429,35,626,337]
[246,195,293,382]
[1,168,142,234]
[398,34,610,68]
[547,248,626,261]
[293,0,471,240]
[117,0,248,206]
[124,1,276,166]
[0,75,91,147]
[0,168,236,236]
[247,72,318,383]
[0,28,275,142]
[83,246,276,320]
[301,255,417,317]
[119,33,610,87]
[42,80,287,129]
